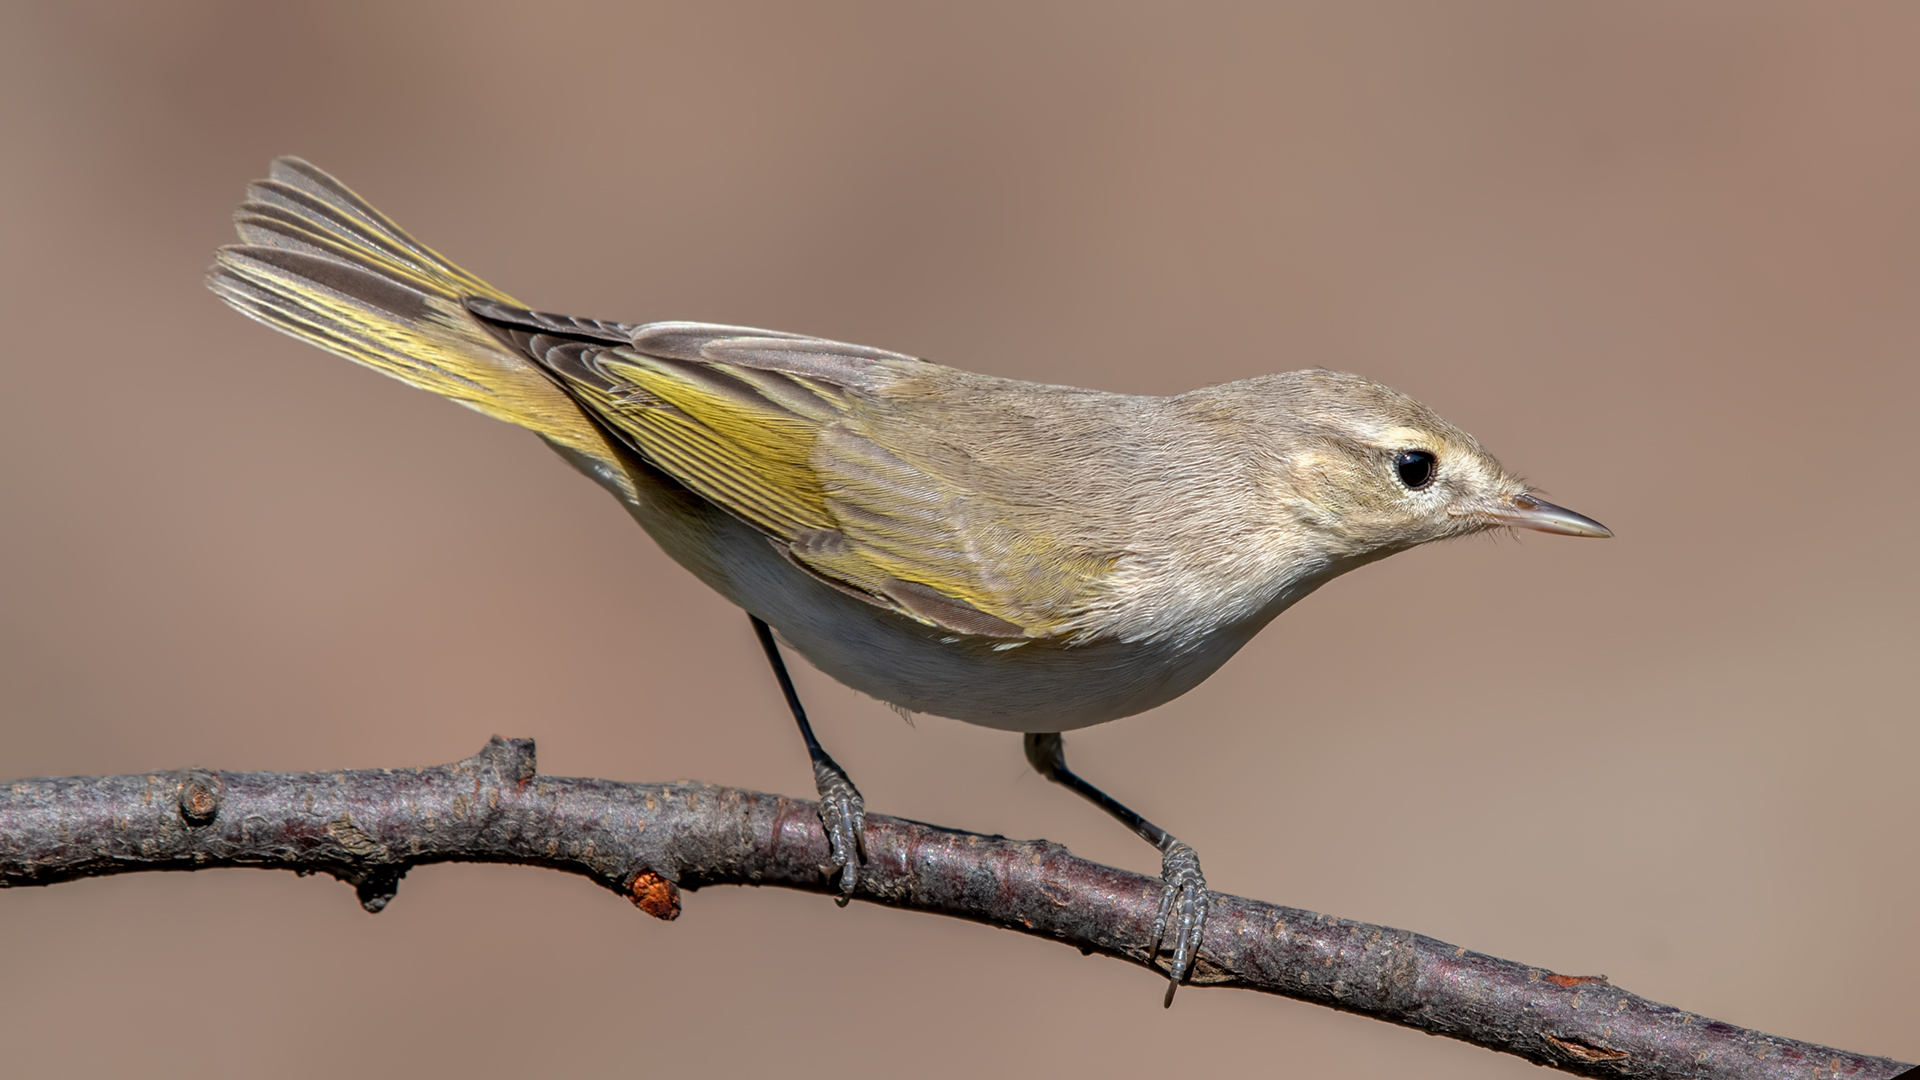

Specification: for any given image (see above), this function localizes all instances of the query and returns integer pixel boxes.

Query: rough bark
[0,738,1907,1079]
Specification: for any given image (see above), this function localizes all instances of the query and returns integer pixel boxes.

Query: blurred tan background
[2,2,1915,1075]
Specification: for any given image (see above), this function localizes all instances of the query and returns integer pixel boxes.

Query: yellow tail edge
[207,157,627,485]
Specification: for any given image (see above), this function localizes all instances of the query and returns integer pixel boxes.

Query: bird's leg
[751,615,865,903]
[1024,732,1208,1007]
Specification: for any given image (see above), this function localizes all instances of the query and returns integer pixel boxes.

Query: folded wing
[471,303,1120,640]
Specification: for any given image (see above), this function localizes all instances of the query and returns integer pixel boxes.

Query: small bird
[209,158,1610,1004]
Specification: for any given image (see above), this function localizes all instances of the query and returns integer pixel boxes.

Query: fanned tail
[207,157,627,485]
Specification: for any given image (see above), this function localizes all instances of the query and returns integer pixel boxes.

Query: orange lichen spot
[1544,973,1610,988]
[629,870,681,921]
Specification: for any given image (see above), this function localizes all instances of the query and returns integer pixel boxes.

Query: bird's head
[1242,370,1611,558]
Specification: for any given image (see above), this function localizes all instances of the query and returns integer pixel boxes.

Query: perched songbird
[209,158,1611,1004]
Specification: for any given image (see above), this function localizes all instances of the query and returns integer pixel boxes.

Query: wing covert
[475,306,1119,640]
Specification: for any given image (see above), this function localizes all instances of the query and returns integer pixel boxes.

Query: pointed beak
[1485,493,1613,538]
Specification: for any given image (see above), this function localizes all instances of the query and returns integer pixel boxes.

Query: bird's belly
[737,545,1255,732]
[768,587,1256,732]
[591,452,1267,732]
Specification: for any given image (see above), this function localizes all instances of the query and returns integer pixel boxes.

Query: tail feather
[209,157,631,493]
[239,158,514,303]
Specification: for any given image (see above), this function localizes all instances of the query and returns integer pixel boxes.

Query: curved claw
[1149,840,1208,1007]
[812,757,866,904]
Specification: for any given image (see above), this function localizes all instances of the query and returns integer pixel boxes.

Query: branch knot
[176,770,221,827]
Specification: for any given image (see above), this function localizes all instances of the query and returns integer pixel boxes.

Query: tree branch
[0,738,1905,1079]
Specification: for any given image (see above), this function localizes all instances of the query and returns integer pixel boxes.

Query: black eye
[1394,449,1437,490]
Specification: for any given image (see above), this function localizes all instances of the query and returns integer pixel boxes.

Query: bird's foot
[1151,840,1209,1007]
[811,755,866,904]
